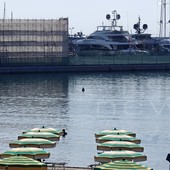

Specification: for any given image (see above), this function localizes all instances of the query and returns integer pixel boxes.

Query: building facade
[0,18,68,66]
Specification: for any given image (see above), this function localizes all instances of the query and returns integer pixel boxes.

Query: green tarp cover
[96,151,145,159]
[19,132,59,138]
[94,160,153,170]
[97,141,143,149]
[24,128,62,135]
[95,129,136,137]
[97,135,141,144]
[1,147,49,156]
[10,138,56,145]
[0,156,46,166]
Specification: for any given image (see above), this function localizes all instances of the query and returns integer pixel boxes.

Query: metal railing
[0,54,170,67]
[69,54,170,65]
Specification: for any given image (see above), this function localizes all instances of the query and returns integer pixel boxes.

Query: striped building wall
[0,18,68,65]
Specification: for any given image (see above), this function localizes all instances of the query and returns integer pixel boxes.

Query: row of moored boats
[69,10,170,57]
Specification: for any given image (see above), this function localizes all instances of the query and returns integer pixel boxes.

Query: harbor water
[0,71,170,170]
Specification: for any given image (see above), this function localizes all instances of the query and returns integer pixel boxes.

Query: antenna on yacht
[106,14,111,20]
[112,10,120,27]
[133,16,148,34]
[106,10,122,31]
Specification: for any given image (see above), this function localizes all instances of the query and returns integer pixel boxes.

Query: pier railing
[0,54,170,67]
[69,54,170,65]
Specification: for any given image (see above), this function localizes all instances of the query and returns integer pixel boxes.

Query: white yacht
[74,10,149,56]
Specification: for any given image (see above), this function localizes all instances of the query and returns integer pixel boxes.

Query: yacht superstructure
[74,10,149,56]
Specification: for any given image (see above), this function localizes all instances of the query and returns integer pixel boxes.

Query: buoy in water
[82,87,85,92]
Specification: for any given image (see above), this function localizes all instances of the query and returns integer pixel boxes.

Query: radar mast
[106,10,123,31]
[133,17,148,34]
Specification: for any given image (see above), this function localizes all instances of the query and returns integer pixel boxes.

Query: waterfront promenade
[47,166,91,170]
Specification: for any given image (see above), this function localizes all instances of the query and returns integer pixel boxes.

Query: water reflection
[0,71,170,170]
[0,73,70,158]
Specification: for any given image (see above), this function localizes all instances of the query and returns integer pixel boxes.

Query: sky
[0,0,169,36]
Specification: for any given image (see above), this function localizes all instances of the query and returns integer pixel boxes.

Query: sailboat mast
[159,0,163,37]
[159,0,167,37]
[163,0,166,37]
[3,2,6,20]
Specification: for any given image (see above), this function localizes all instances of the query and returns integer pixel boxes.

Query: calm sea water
[0,71,170,170]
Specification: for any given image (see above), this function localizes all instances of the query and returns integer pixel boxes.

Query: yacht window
[90,45,109,50]
[117,44,135,50]
[77,44,109,51]
[107,35,128,42]
[97,26,112,31]
[163,45,170,49]
[87,36,104,40]
[132,34,152,40]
